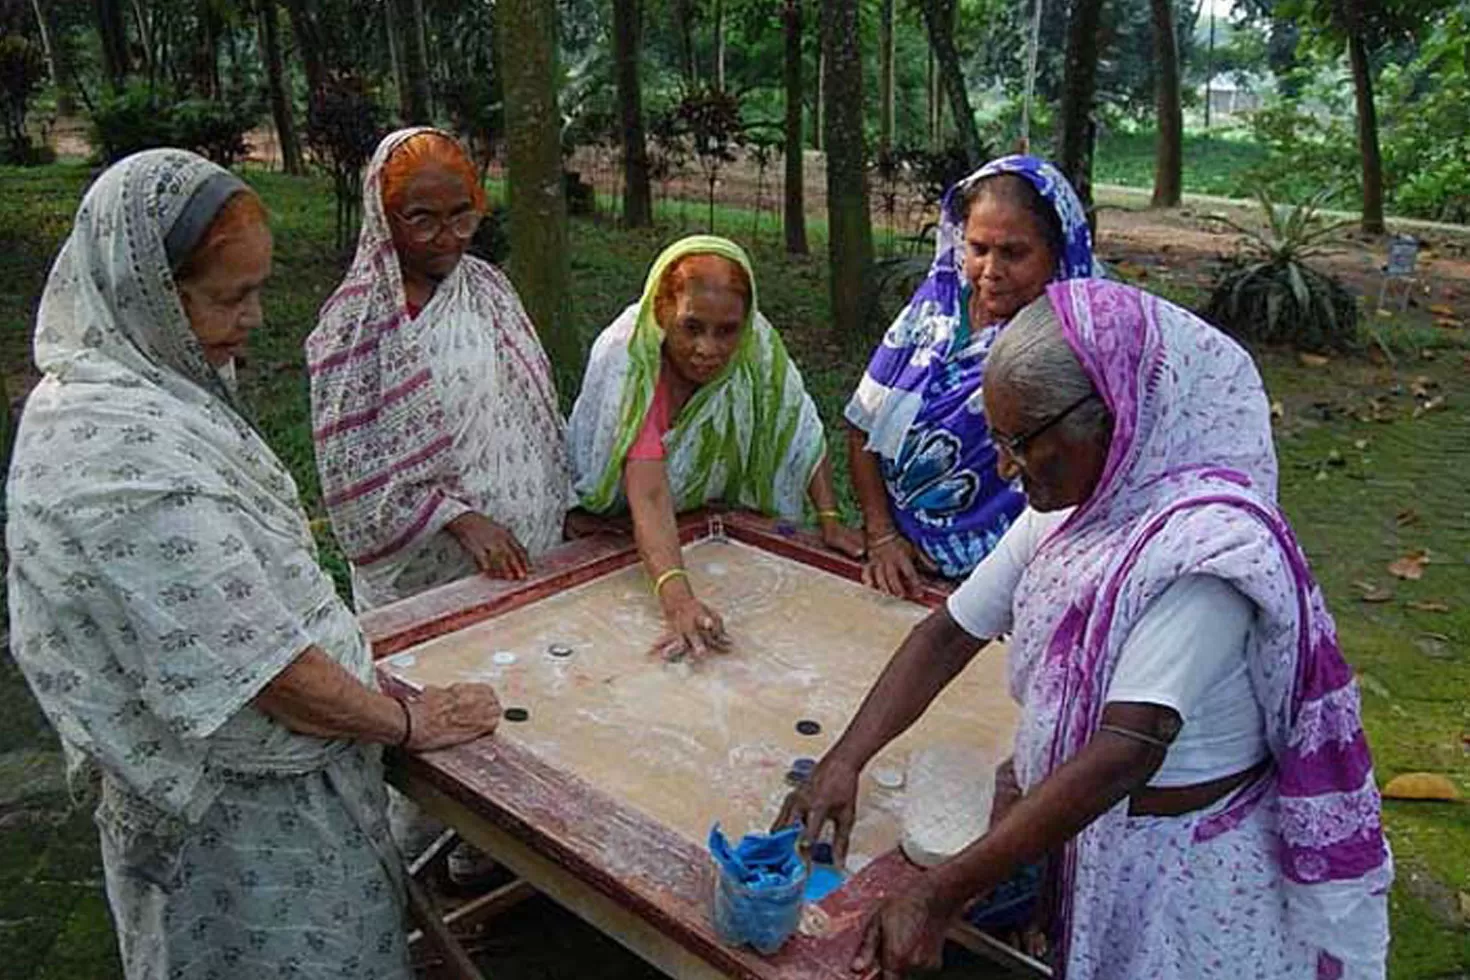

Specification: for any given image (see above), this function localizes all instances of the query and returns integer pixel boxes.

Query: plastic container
[711,858,808,955]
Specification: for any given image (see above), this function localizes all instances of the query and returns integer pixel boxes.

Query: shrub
[1203,187,1359,352]
[305,75,387,251]
[90,85,257,166]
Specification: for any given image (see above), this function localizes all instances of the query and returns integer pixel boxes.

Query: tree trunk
[714,0,726,91]
[918,0,983,165]
[258,0,302,174]
[283,1,325,100]
[1346,29,1385,234]
[1149,0,1183,207]
[385,0,407,119]
[95,0,130,92]
[927,42,939,149]
[1058,0,1105,212]
[674,0,698,89]
[783,0,808,255]
[30,0,60,88]
[822,0,874,335]
[397,0,433,123]
[812,49,823,150]
[613,0,653,227]
[878,0,895,157]
[499,0,575,375]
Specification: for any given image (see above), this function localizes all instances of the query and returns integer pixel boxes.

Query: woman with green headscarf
[569,236,864,658]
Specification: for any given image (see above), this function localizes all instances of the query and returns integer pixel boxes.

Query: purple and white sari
[1005,280,1391,978]
[845,156,1098,577]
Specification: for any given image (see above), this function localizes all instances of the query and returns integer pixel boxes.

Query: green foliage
[89,85,258,166]
[0,35,48,165]
[304,75,387,251]
[1204,187,1360,351]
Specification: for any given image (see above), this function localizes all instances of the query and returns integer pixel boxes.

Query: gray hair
[985,294,1111,443]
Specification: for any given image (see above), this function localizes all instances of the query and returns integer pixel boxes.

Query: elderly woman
[847,156,1096,598]
[569,235,863,659]
[782,280,1391,978]
[308,127,569,610]
[6,149,501,978]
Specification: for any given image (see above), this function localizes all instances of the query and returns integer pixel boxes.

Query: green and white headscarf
[568,235,825,518]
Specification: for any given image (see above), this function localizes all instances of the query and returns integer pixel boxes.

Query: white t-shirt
[947,508,1268,788]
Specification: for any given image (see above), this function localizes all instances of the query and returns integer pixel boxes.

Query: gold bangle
[867,530,900,550]
[816,509,842,521]
[652,567,689,597]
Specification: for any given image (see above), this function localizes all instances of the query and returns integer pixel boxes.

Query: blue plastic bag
[708,823,807,954]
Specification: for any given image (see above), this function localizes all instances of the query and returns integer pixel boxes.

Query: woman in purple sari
[846,156,1097,597]
[784,280,1391,978]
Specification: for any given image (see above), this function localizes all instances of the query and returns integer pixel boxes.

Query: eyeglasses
[992,391,1099,458]
[394,209,483,244]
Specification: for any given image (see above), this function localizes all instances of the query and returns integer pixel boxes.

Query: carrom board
[366,512,1018,980]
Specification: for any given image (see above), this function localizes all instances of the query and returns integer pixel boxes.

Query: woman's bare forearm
[624,459,693,600]
[847,425,895,539]
[254,646,405,745]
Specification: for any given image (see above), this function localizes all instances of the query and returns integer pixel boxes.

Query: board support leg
[945,922,1053,978]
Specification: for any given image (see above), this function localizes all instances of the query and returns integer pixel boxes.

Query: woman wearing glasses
[845,156,1098,599]
[308,128,569,611]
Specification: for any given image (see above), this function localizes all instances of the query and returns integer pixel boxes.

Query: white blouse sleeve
[945,507,1070,640]
[1105,575,1255,719]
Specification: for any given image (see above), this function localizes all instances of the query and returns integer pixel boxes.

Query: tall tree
[95,0,130,91]
[29,0,59,89]
[1340,0,1384,233]
[499,0,575,373]
[822,0,873,334]
[878,0,895,156]
[258,0,303,174]
[674,0,698,88]
[1150,0,1183,206]
[397,0,433,122]
[283,0,325,98]
[916,0,983,165]
[1057,0,1106,212]
[713,0,726,90]
[613,0,653,226]
[782,0,808,255]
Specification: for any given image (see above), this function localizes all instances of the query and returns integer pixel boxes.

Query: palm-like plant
[1203,186,1361,351]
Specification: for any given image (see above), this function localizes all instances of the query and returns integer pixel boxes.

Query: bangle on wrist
[394,697,413,748]
[867,530,899,550]
[652,567,689,597]
[816,509,842,522]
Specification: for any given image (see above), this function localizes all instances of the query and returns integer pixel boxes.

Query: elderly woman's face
[659,257,748,387]
[388,163,479,284]
[962,193,1057,325]
[177,222,272,367]
[984,379,1109,512]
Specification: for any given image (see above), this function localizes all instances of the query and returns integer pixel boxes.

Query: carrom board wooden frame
[365,511,1021,980]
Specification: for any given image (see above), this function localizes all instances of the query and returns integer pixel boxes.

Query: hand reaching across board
[402,682,503,750]
[652,592,732,662]
[773,754,861,865]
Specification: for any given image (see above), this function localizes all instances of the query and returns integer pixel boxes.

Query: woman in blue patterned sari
[846,156,1097,596]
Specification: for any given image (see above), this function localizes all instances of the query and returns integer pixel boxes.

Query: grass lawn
[1,161,1467,977]
[1094,127,1271,200]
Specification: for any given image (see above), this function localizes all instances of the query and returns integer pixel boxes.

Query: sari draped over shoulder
[1006,280,1390,978]
[6,149,407,978]
[845,156,1097,577]
[568,235,825,519]
[308,127,570,608]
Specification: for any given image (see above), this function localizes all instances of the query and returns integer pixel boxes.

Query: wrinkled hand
[404,683,502,751]
[652,594,731,662]
[862,533,933,599]
[563,509,631,540]
[773,754,861,865]
[821,521,868,560]
[851,880,956,979]
[447,512,530,579]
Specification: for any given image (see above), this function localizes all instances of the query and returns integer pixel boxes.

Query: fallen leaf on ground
[1353,439,1369,451]
[1356,582,1395,603]
[1299,352,1331,367]
[1413,395,1447,418]
[1388,551,1430,580]
[1407,600,1451,613]
[1429,303,1456,317]
[1395,508,1419,526]
[1411,375,1437,398]
[1383,772,1461,802]
[1270,400,1284,421]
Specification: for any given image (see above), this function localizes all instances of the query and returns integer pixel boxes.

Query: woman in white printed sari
[6,148,501,979]
[308,127,570,611]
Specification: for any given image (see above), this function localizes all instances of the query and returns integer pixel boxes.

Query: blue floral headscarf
[844,155,1097,577]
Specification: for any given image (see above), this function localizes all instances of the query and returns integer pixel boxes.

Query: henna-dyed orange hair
[381,131,486,213]
[174,191,270,282]
[652,253,753,329]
